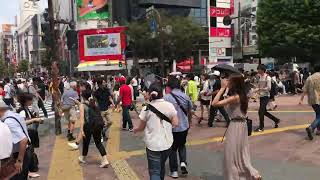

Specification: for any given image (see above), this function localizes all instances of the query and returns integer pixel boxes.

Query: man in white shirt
[3,77,15,108]
[131,76,139,101]
[0,100,30,180]
[0,120,13,159]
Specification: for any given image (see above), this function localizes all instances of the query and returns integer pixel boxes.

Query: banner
[79,27,127,62]
[77,0,109,20]
[85,33,121,56]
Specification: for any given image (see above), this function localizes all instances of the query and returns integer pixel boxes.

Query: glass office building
[189,0,208,27]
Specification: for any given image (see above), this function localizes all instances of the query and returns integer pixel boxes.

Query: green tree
[0,60,7,78]
[127,14,206,68]
[18,59,29,73]
[8,62,15,77]
[257,0,320,63]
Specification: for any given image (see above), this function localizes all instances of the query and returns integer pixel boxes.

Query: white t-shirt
[0,121,13,159]
[139,99,177,151]
[132,78,138,87]
[4,84,11,99]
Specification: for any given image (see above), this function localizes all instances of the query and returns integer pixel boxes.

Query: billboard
[77,0,109,20]
[78,27,127,62]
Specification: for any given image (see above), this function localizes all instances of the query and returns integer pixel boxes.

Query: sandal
[198,117,204,124]
[254,175,262,180]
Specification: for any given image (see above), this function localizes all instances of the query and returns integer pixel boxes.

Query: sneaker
[28,172,40,178]
[169,171,179,178]
[274,120,280,128]
[128,128,133,132]
[306,127,314,140]
[99,158,109,168]
[254,128,264,132]
[78,156,86,163]
[68,142,79,150]
[180,162,188,176]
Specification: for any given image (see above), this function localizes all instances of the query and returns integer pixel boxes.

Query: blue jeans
[146,148,171,180]
[310,104,320,131]
[122,105,133,129]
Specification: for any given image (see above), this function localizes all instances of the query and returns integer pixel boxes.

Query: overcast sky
[0,0,47,28]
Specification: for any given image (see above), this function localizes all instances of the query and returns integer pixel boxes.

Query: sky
[0,0,47,29]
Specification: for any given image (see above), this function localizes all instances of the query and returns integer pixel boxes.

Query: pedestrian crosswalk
[14,101,55,119]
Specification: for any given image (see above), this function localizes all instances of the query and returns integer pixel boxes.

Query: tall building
[112,0,201,25]
[208,0,235,64]
[189,0,208,27]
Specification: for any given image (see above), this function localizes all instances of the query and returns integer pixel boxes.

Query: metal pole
[151,6,165,77]
[238,2,243,60]
[48,0,62,135]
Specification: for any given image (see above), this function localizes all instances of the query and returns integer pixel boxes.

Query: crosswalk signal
[119,62,123,67]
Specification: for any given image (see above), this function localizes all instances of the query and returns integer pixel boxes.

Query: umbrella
[212,64,241,74]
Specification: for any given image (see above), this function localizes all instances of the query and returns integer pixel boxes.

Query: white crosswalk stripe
[15,101,55,119]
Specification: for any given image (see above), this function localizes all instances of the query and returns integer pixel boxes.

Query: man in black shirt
[94,78,115,140]
[208,72,230,127]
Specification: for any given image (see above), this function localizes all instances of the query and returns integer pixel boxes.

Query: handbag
[0,157,16,179]
[246,117,253,136]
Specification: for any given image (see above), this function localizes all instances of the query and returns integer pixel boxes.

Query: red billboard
[210,27,231,37]
[210,7,230,17]
[78,27,127,62]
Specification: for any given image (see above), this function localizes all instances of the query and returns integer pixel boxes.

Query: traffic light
[119,62,123,68]
[66,30,78,50]
[41,8,53,46]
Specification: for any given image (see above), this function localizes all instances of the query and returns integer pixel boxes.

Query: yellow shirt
[187,80,198,103]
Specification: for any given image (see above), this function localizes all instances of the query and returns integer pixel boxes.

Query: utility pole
[48,0,62,135]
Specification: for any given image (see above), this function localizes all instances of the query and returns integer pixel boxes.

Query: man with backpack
[4,77,16,108]
[255,64,281,132]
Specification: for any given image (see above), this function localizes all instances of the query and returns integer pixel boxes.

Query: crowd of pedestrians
[1,63,318,180]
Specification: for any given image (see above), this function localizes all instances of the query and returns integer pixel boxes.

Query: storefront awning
[76,60,126,72]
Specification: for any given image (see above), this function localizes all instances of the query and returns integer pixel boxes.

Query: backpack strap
[170,93,188,117]
[146,104,171,124]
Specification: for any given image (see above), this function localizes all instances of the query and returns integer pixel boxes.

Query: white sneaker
[99,159,109,168]
[169,171,179,178]
[78,156,86,163]
[68,142,79,150]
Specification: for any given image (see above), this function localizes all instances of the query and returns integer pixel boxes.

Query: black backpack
[85,103,105,132]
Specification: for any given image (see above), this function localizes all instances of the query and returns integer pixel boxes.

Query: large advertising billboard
[78,27,127,62]
[77,0,109,20]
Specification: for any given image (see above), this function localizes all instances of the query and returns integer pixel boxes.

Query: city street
[34,95,320,180]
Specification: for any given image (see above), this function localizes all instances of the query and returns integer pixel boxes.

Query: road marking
[248,110,312,113]
[114,124,310,159]
[111,160,140,180]
[48,135,83,180]
[108,112,121,156]
[107,112,140,180]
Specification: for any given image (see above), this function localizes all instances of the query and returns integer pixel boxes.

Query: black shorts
[200,99,210,106]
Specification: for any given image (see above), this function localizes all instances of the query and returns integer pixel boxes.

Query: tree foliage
[0,60,7,78]
[18,59,29,73]
[257,0,320,62]
[127,15,206,62]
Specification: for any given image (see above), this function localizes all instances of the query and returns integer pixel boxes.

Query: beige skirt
[224,120,259,180]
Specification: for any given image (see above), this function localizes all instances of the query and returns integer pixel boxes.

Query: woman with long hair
[78,90,109,168]
[212,74,262,180]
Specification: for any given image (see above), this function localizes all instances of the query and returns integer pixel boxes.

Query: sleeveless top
[228,102,246,120]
